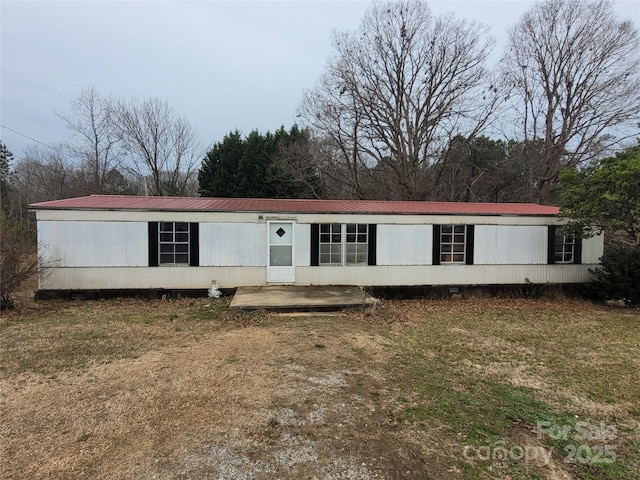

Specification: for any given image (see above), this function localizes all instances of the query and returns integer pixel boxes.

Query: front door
[267,221,295,283]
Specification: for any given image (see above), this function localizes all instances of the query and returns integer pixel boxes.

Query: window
[440,225,467,263]
[346,224,368,264]
[159,222,190,265]
[319,223,368,265]
[433,224,474,265]
[148,222,199,267]
[320,224,343,264]
[548,226,581,265]
[554,234,575,263]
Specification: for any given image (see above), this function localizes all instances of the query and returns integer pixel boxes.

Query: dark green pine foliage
[237,130,273,197]
[560,144,640,306]
[0,141,15,216]
[559,144,640,244]
[198,126,318,198]
[198,131,245,197]
[587,243,640,307]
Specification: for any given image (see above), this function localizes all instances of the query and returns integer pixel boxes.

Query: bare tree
[267,129,326,199]
[299,0,497,200]
[502,0,640,203]
[114,98,200,196]
[57,87,122,194]
[13,145,80,205]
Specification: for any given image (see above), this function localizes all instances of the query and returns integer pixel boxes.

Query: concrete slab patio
[229,285,377,311]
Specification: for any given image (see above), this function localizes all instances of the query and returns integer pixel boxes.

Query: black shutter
[189,223,199,267]
[367,224,377,266]
[148,222,159,267]
[573,236,582,264]
[547,225,556,264]
[310,224,319,266]
[432,225,441,265]
[465,225,474,265]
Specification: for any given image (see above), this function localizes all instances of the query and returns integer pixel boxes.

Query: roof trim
[30,195,560,216]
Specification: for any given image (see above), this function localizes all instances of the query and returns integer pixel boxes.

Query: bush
[0,214,41,309]
[588,244,640,307]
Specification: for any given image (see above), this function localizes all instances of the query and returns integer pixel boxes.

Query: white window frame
[159,222,190,265]
[554,234,575,263]
[440,224,466,264]
[319,223,368,266]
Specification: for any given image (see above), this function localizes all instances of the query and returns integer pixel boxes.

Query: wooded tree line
[2,0,639,212]
[1,89,200,223]
[201,0,640,204]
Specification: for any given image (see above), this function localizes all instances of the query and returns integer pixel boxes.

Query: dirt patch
[508,425,576,480]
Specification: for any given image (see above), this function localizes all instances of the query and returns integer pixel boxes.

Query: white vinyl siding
[474,225,547,265]
[35,209,605,290]
[581,235,604,264]
[295,223,311,267]
[377,224,433,266]
[199,223,266,266]
[36,209,559,226]
[38,221,147,267]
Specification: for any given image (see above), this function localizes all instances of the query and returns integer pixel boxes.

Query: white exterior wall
[41,263,597,290]
[377,224,433,265]
[200,223,266,266]
[197,222,312,268]
[36,209,604,290]
[474,226,547,265]
[295,223,311,267]
[582,235,604,264]
[296,264,595,286]
[40,266,266,290]
[35,209,558,226]
[39,221,147,267]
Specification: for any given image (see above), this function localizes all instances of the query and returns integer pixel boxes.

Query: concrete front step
[229,285,377,311]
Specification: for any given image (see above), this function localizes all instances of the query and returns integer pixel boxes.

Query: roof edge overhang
[29,206,559,217]
[28,195,560,217]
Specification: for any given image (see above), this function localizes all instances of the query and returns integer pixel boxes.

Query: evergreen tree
[198,131,244,197]
[199,126,320,198]
[0,141,15,216]
[560,144,640,245]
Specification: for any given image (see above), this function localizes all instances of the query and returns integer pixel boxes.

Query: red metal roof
[30,195,560,216]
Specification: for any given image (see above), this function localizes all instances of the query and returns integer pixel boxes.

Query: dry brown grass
[1,294,638,479]
[1,297,400,479]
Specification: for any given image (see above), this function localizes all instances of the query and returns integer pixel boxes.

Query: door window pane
[269,223,292,244]
[270,245,292,266]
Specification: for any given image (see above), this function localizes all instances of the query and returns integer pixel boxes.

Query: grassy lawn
[1,295,638,479]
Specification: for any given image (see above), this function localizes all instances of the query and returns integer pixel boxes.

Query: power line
[0,124,66,154]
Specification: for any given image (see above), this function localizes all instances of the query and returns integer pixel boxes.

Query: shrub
[0,214,45,310]
[588,244,640,307]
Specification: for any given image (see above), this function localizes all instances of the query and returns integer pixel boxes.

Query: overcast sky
[2,0,639,161]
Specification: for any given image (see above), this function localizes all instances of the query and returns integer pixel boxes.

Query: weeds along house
[30,195,603,293]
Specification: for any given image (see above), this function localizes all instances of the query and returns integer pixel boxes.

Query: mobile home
[31,195,603,293]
